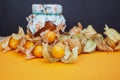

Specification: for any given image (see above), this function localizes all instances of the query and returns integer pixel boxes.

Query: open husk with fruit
[1,23,120,63]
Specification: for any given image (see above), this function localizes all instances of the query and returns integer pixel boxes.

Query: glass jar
[27,4,66,36]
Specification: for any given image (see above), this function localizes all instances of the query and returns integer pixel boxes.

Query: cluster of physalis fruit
[1,22,120,63]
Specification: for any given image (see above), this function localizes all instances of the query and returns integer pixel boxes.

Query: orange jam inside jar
[26,4,66,36]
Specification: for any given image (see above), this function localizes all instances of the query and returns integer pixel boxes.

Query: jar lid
[32,4,63,15]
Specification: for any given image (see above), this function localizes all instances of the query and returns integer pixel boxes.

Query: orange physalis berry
[45,31,57,43]
[24,40,34,49]
[9,37,19,49]
[33,45,43,58]
[51,45,65,58]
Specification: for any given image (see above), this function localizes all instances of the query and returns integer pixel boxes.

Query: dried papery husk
[2,47,11,53]
[26,28,33,38]
[72,33,83,39]
[1,36,11,49]
[14,38,26,53]
[25,45,36,60]
[82,25,97,39]
[79,36,88,48]
[94,34,113,51]
[1,36,11,52]
[77,22,83,30]
[83,39,97,53]
[14,31,42,55]
[73,38,82,55]
[0,37,5,43]
[40,31,48,43]
[70,22,83,35]
[104,24,120,43]
[55,23,65,33]
[59,35,69,41]
[14,36,40,59]
[66,37,82,55]
[23,33,39,42]
[18,38,36,59]
[27,36,42,45]
[34,40,42,46]
[0,37,5,51]
[105,37,116,49]
[66,37,75,50]
[55,42,66,48]
[12,27,25,40]
[1,27,25,52]
[23,36,41,44]
[70,26,81,35]
[61,46,78,63]
[76,39,82,55]
[33,36,41,41]
[42,43,60,62]
[114,41,120,51]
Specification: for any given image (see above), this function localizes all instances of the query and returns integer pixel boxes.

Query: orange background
[0,51,120,80]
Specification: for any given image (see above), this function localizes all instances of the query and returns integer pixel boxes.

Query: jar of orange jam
[27,4,66,36]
